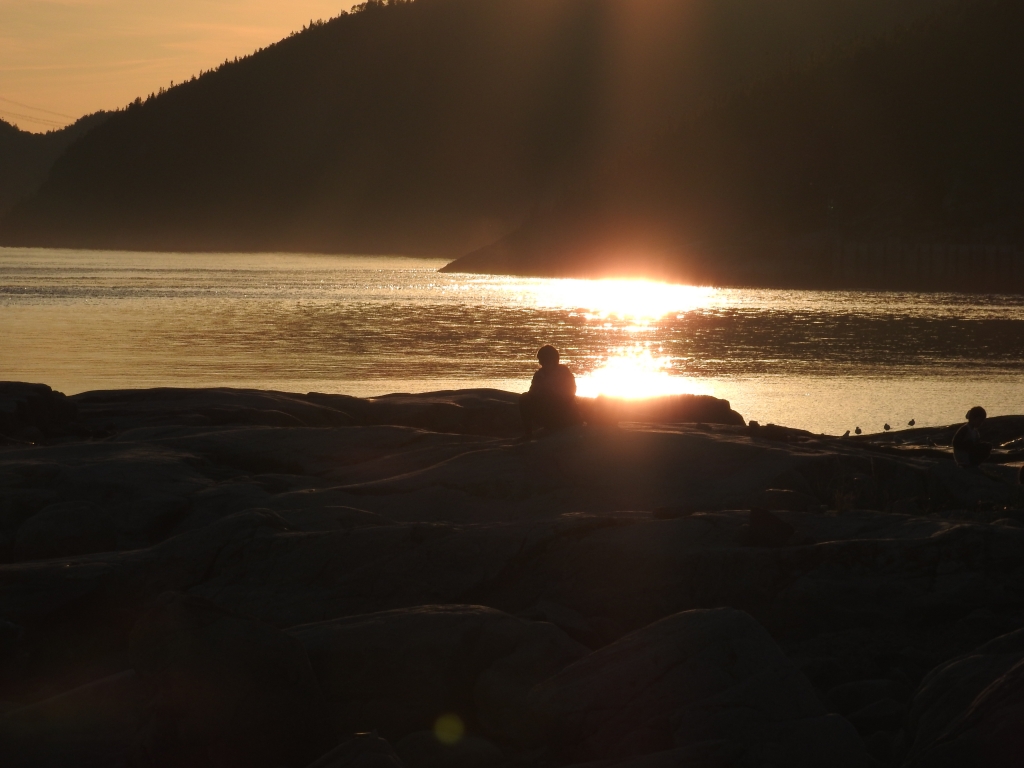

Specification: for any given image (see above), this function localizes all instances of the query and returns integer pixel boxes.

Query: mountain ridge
[0,113,109,224]
[0,0,939,264]
[444,0,1024,289]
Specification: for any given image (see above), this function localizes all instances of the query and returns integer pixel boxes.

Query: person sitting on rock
[520,345,583,439]
[953,406,992,468]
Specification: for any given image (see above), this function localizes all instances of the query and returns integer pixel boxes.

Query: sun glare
[576,347,714,400]
[528,278,717,326]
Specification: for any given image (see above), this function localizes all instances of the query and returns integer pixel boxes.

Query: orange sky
[0,0,358,132]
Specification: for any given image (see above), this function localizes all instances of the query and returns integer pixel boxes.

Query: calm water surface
[2,247,1023,435]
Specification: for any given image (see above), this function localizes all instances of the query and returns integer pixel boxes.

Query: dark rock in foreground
[2,383,1024,767]
[0,382,78,442]
[529,608,871,766]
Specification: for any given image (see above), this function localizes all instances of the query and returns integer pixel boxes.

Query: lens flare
[433,713,465,746]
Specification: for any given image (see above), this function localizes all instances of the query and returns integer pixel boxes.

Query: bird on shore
[884,423,891,431]
[855,427,862,435]
[908,419,916,427]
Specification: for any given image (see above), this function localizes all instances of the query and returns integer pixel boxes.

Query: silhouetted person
[953,406,992,468]
[520,345,582,439]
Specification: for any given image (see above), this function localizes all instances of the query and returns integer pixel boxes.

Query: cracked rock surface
[2,384,1024,767]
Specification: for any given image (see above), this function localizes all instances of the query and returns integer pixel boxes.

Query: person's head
[966,406,987,425]
[537,345,560,368]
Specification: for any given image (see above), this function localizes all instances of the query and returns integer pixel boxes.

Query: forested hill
[0,113,109,223]
[0,0,934,256]
[445,0,1024,287]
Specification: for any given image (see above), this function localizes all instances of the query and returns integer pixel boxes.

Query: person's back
[520,345,582,438]
[953,406,991,468]
[529,362,576,404]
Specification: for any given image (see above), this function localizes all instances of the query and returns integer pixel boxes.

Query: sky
[0,0,357,132]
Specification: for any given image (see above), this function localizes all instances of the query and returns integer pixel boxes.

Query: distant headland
[1,0,1021,292]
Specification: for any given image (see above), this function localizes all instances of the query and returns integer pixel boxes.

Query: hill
[0,0,934,257]
[0,113,109,223]
[444,0,1024,289]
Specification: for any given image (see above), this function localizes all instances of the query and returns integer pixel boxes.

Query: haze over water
[2,248,1022,436]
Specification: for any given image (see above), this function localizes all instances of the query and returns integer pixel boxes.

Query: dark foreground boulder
[926,461,1023,511]
[129,591,334,768]
[289,605,587,744]
[305,733,405,768]
[0,670,146,768]
[526,608,873,767]
[0,383,78,439]
[10,496,183,561]
[394,730,505,768]
[906,627,1024,768]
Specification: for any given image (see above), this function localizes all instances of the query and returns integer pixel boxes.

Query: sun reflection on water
[576,347,714,400]
[525,278,718,325]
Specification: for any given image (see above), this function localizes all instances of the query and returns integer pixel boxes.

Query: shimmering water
[2,247,1023,435]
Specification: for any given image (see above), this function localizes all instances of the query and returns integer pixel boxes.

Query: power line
[0,110,68,129]
[0,96,77,120]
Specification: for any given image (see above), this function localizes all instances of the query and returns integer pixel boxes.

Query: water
[2,247,1023,435]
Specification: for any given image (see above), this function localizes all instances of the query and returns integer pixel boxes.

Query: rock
[305,733,405,768]
[891,496,923,515]
[527,608,873,765]
[128,591,334,768]
[3,501,1023,721]
[580,394,745,427]
[744,422,816,443]
[561,742,747,767]
[338,423,822,515]
[175,483,275,532]
[746,488,822,512]
[0,383,78,438]
[520,599,605,648]
[71,387,355,431]
[0,670,147,768]
[826,678,910,716]
[288,605,587,743]
[1,441,210,554]
[905,628,1024,767]
[274,505,394,533]
[71,386,746,440]
[863,729,902,765]
[360,390,524,436]
[847,697,906,736]
[15,501,117,559]
[394,730,505,768]
[7,384,1024,765]
[0,617,25,646]
[926,461,1022,512]
[907,657,1024,768]
[740,508,795,546]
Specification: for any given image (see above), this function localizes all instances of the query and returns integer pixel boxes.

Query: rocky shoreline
[2,382,1024,768]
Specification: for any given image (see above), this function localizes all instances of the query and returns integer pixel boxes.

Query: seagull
[843,430,850,437]
[855,427,862,435]
[884,424,891,431]
[908,419,916,427]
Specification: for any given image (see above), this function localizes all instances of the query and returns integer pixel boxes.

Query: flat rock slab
[3,383,1024,767]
